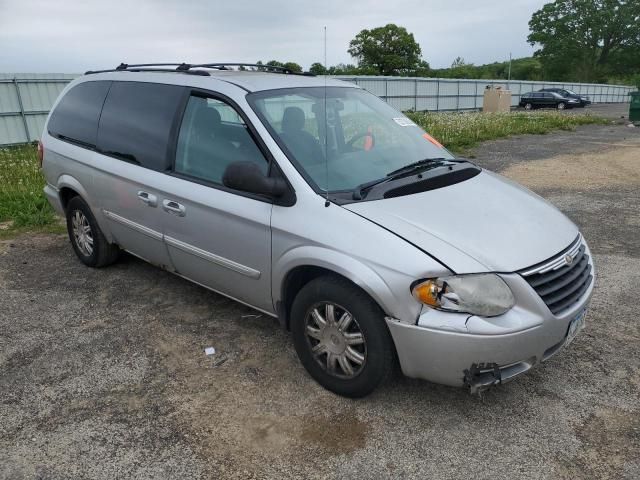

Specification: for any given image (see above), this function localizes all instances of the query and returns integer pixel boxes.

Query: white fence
[0,73,635,146]
[0,73,77,146]
[336,76,634,113]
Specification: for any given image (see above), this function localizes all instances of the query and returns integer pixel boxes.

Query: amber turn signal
[412,280,440,307]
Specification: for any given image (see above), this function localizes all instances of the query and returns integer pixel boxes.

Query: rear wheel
[66,196,119,267]
[557,102,566,110]
[291,275,395,398]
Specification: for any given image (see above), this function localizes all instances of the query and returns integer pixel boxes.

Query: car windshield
[565,89,578,95]
[247,87,454,192]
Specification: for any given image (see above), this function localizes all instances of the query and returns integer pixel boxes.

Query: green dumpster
[630,92,640,122]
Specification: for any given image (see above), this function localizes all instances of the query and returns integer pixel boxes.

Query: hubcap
[72,210,93,257]
[304,302,366,379]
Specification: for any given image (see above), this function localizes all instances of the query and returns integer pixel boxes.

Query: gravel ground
[1,120,639,479]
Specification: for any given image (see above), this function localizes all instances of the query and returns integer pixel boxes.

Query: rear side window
[48,81,111,147]
[97,81,184,170]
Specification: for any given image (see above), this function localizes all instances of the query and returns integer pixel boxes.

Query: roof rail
[190,63,315,76]
[85,63,210,76]
[85,62,314,77]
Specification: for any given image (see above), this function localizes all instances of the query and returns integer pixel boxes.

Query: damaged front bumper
[385,271,594,393]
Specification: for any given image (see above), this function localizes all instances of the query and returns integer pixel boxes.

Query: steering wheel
[346,129,375,151]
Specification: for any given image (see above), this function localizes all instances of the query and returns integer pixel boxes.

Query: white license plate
[565,309,587,346]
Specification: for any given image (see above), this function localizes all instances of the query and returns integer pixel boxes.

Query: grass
[0,144,64,238]
[406,110,609,154]
[0,110,609,237]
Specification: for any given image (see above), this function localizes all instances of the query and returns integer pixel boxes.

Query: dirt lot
[1,122,639,479]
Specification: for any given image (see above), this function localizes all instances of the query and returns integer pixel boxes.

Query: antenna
[323,25,330,207]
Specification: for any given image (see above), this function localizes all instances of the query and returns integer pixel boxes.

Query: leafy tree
[451,57,468,69]
[309,62,327,75]
[283,62,302,73]
[256,60,302,73]
[528,0,640,82]
[327,63,365,75]
[431,57,543,81]
[348,24,423,75]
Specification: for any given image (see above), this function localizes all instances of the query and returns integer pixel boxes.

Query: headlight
[411,274,515,317]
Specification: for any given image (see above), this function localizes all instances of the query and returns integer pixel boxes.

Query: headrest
[282,106,305,133]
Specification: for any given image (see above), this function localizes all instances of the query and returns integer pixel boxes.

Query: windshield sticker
[422,132,444,148]
[393,117,417,127]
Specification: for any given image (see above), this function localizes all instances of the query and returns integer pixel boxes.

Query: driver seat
[279,107,324,167]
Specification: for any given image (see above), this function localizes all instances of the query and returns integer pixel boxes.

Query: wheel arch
[57,174,90,211]
[274,247,401,331]
[56,174,114,243]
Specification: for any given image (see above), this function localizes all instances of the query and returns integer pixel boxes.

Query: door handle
[162,199,186,217]
[137,191,157,207]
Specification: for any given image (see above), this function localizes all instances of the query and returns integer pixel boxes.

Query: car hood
[343,170,578,273]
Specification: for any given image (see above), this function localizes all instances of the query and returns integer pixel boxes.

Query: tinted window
[97,81,184,170]
[175,95,268,185]
[48,81,111,147]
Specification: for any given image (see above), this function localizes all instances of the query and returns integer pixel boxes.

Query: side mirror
[222,161,287,198]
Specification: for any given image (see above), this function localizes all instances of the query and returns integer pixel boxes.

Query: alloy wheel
[72,210,94,256]
[304,302,367,379]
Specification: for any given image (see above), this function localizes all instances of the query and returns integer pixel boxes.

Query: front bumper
[385,260,594,390]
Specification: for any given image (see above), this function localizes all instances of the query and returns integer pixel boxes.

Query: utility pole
[508,52,512,81]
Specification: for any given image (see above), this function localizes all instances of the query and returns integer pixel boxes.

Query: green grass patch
[0,144,63,237]
[406,110,609,154]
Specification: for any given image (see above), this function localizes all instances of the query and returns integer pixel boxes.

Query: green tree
[282,62,302,73]
[528,0,640,82]
[309,62,327,75]
[450,57,468,69]
[348,24,423,75]
[327,63,364,75]
[256,60,302,73]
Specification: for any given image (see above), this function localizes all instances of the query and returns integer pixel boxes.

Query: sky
[0,0,546,73]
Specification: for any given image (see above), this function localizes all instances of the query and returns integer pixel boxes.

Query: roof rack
[85,63,210,76]
[85,62,315,76]
[189,63,315,76]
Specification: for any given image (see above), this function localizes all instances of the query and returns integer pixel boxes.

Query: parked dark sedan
[540,88,591,107]
[519,91,581,110]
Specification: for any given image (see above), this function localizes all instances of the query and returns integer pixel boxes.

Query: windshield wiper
[352,157,469,200]
[385,157,455,178]
[352,176,392,200]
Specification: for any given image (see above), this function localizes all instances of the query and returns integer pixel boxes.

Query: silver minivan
[41,63,594,397]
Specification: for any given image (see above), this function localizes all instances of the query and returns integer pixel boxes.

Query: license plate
[565,309,587,346]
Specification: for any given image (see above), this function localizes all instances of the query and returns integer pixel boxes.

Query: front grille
[519,235,593,315]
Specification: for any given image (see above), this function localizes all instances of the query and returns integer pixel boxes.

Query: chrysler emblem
[565,254,574,266]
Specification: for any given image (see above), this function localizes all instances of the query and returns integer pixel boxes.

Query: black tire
[557,102,566,110]
[524,103,533,110]
[66,196,119,267]
[291,275,395,398]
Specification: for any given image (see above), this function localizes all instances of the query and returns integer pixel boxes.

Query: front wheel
[291,276,395,398]
[524,103,533,110]
[66,196,119,267]
[557,102,566,110]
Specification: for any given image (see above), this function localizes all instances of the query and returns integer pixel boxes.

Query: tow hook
[464,363,502,395]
